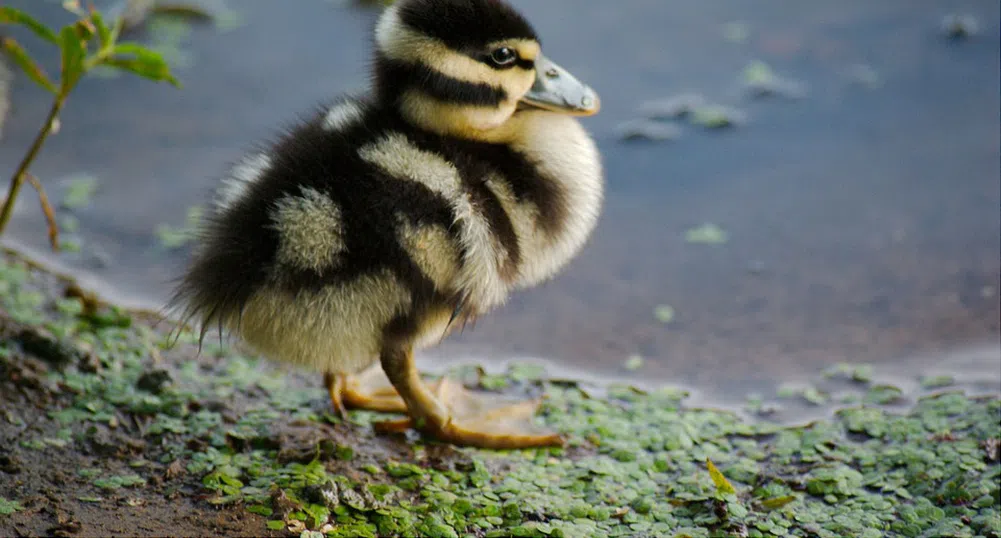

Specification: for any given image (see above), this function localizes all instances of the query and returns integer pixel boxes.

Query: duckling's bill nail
[521,54,600,116]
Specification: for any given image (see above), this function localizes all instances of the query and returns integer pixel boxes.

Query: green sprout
[0,2,180,249]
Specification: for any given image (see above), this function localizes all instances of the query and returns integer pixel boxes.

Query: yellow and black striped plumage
[170,0,603,448]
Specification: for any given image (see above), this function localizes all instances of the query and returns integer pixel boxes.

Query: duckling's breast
[486,111,604,290]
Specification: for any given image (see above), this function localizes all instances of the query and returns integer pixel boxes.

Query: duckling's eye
[489,47,518,67]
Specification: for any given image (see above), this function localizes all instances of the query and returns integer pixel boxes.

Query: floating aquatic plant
[685,223,729,245]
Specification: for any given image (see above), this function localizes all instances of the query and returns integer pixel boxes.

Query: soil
[0,305,282,538]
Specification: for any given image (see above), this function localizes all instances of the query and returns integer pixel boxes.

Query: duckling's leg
[324,367,408,419]
[375,345,565,449]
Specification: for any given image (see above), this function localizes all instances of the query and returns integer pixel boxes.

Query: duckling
[169,0,603,449]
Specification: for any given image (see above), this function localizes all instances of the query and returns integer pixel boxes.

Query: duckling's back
[173,97,437,369]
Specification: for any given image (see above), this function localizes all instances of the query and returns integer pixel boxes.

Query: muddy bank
[0,250,998,537]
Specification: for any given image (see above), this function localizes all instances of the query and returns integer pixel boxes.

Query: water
[1,0,998,406]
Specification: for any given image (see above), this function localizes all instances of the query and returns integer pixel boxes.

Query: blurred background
[2,0,999,419]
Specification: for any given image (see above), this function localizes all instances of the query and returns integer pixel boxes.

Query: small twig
[23,172,60,251]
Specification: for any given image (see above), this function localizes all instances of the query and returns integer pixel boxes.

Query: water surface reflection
[2,0,998,405]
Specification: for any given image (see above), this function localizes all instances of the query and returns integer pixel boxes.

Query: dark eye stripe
[376,55,507,107]
[514,58,535,70]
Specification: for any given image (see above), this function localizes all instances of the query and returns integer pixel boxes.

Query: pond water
[2,0,999,413]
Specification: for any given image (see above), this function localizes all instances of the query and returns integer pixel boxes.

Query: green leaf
[0,7,58,44]
[624,355,645,371]
[758,495,797,510]
[60,174,98,209]
[89,8,113,48]
[102,44,180,87]
[706,459,736,496]
[920,375,954,389]
[865,384,903,405]
[155,222,194,249]
[0,496,23,515]
[247,505,273,517]
[59,25,86,89]
[112,42,163,59]
[685,223,729,245]
[653,304,675,324]
[102,57,180,87]
[1,37,57,94]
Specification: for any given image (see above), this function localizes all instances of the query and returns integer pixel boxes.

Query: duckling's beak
[520,54,600,116]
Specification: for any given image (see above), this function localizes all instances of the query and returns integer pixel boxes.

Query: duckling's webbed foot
[324,366,409,419]
[376,346,565,449]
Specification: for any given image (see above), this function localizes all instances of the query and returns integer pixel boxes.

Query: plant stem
[23,172,60,250]
[0,91,66,240]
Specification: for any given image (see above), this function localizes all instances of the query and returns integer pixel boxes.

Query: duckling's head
[373,0,600,141]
